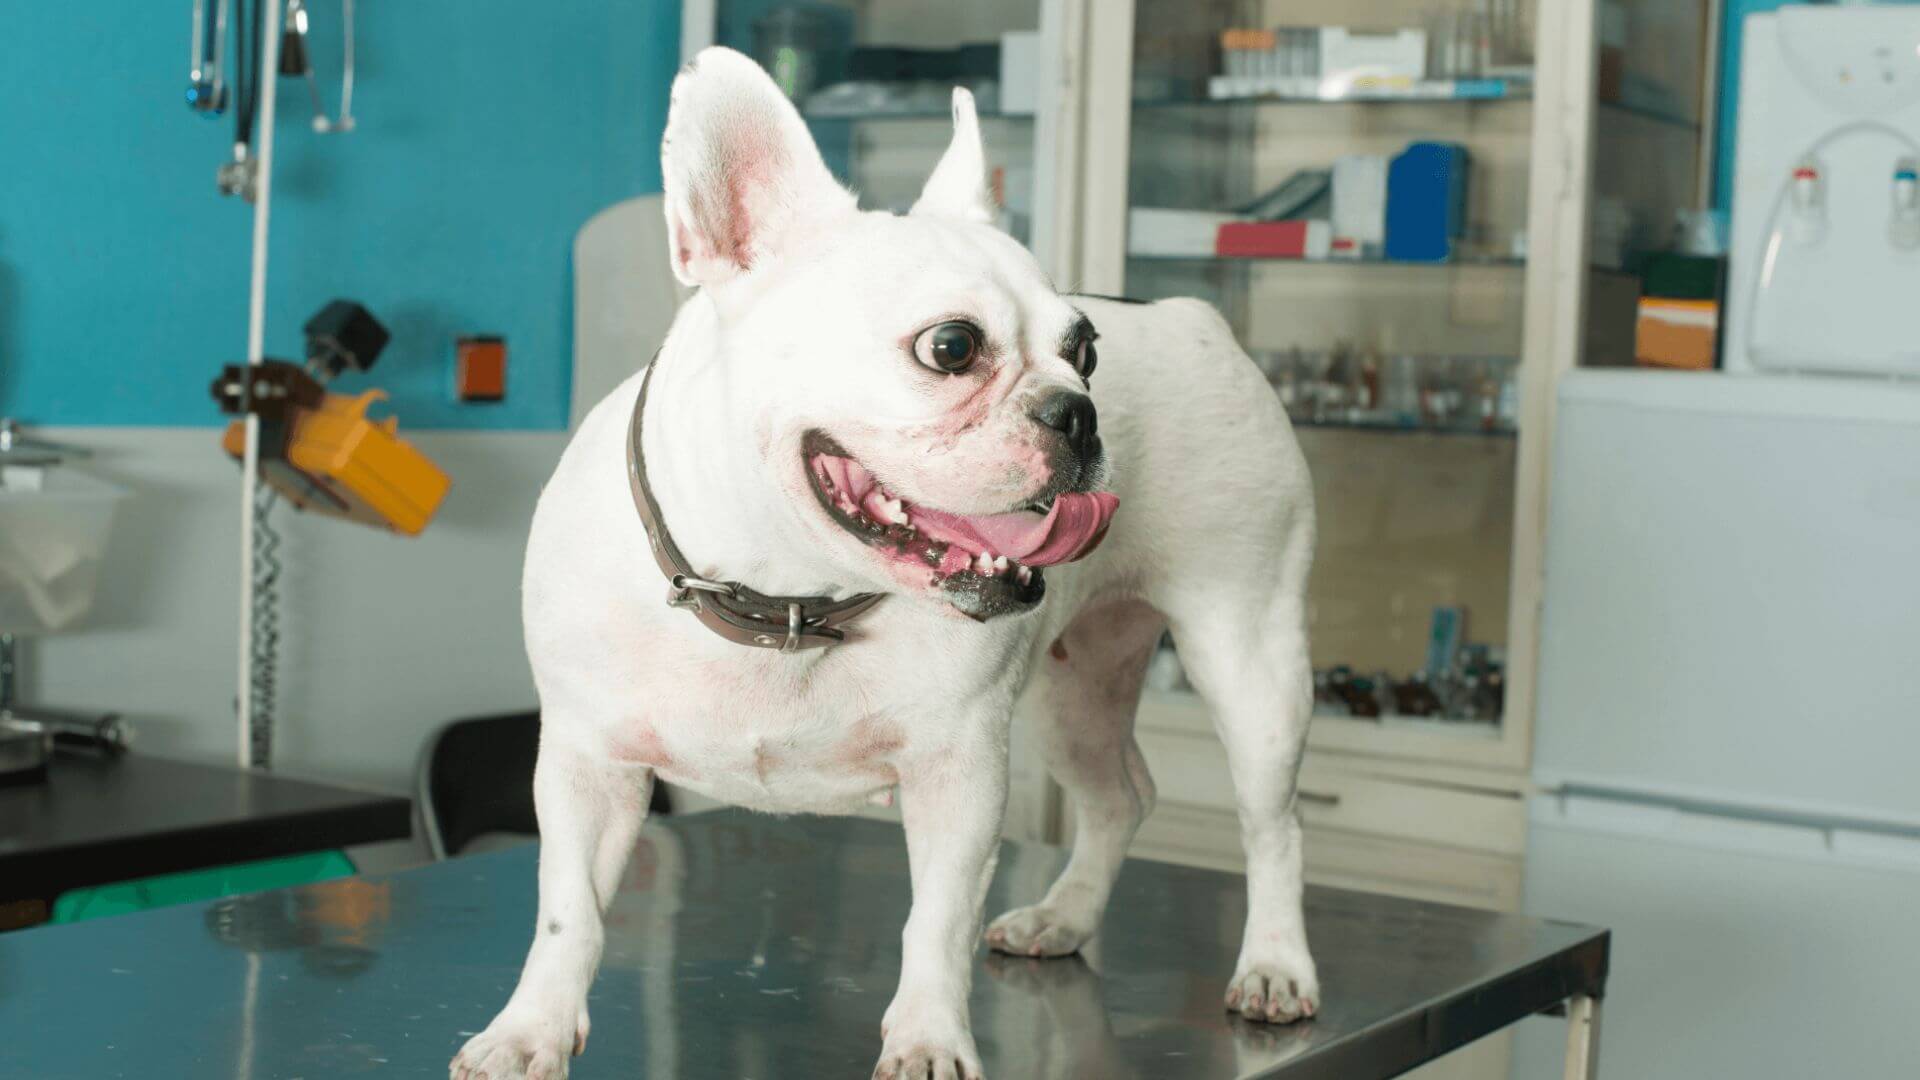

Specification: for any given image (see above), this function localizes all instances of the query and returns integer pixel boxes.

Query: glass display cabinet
[1070,0,1715,780]
[1112,1,1540,770]
[1067,4,1713,1075]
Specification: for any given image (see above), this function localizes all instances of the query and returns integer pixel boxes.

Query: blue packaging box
[1386,142,1471,262]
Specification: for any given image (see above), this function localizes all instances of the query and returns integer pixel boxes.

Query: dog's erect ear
[661,47,856,288]
[910,89,993,224]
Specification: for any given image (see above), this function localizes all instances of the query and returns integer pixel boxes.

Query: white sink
[0,465,126,634]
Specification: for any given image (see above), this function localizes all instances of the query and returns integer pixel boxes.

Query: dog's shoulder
[523,368,646,592]
[1070,293,1238,352]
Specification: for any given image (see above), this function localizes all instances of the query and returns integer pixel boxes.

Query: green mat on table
[51,850,357,923]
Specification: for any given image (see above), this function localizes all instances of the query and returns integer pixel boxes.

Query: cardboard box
[1636,298,1718,370]
[1215,219,1332,259]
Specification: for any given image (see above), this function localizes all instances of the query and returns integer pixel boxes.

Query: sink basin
[0,465,126,634]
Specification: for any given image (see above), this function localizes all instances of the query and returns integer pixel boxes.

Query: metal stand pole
[236,0,284,769]
[1563,993,1602,1080]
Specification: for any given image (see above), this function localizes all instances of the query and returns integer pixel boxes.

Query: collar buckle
[781,603,804,654]
[668,573,735,612]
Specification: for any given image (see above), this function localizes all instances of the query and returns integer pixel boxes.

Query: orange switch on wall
[455,335,507,402]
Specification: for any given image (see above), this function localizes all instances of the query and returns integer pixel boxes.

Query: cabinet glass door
[1584,0,1715,367]
[705,1,1049,246]
[1124,1,1538,742]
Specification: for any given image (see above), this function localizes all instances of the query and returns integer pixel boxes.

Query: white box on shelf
[999,31,1040,115]
[1320,28,1427,86]
[1331,154,1389,248]
[1127,207,1240,257]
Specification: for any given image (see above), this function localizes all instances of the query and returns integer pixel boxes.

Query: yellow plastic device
[222,389,450,536]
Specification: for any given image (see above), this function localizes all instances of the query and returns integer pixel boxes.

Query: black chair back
[416,712,671,859]
[416,712,540,859]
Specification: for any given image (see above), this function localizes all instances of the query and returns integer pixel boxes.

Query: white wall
[25,427,566,793]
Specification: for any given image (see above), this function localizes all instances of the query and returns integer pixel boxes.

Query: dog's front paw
[983,903,1095,957]
[450,1006,584,1080]
[874,1001,983,1080]
[871,1033,984,1080]
[1223,959,1320,1025]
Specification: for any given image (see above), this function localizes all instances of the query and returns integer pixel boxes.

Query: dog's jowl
[453,47,1318,1080]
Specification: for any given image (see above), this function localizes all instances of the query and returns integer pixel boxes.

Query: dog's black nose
[1032,391,1099,456]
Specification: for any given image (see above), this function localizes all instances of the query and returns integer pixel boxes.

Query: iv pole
[237,0,282,769]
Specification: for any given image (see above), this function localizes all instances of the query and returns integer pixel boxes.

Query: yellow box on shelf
[1635,297,1718,370]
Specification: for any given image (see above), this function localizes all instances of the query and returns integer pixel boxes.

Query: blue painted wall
[0,1,680,429]
[1714,0,1823,212]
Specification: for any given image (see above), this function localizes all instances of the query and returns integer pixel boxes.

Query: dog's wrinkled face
[661,49,1117,619]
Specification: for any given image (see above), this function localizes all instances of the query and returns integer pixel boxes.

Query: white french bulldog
[453,47,1318,1080]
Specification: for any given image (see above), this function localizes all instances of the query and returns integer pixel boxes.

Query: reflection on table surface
[0,811,1605,1079]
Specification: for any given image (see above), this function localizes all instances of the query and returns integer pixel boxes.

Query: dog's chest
[604,630,1023,815]
[640,715,903,814]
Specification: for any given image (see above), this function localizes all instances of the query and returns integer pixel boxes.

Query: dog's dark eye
[1074,338,1098,378]
[914,322,981,374]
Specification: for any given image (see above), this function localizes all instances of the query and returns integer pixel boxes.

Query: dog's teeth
[1016,565,1032,585]
[884,499,907,525]
[992,556,1010,575]
[974,551,995,575]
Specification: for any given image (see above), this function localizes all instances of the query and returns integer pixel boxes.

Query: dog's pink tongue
[917,492,1120,567]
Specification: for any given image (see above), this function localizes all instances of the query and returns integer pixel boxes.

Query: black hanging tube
[247,0,264,137]
[231,0,265,149]
[231,0,249,145]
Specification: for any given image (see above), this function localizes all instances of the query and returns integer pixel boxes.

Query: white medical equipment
[280,0,357,133]
[200,0,355,201]
[1724,6,1920,378]
[0,423,130,781]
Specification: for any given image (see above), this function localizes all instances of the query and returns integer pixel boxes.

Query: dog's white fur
[453,48,1318,1080]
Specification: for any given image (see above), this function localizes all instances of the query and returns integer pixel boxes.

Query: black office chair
[414,711,670,859]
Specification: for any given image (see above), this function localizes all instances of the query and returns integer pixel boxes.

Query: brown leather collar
[626,354,883,652]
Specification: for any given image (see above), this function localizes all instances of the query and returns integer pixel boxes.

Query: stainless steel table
[0,812,1607,1079]
[0,752,412,929]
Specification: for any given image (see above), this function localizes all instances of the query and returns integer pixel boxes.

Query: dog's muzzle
[1030,390,1102,478]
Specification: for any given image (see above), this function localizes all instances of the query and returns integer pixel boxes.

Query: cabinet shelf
[799,82,1693,130]
[1290,416,1517,438]
[804,107,1031,123]
[1139,78,1532,108]
[1132,85,1698,132]
[1128,252,1526,269]
[1597,99,1703,132]
[1138,688,1502,741]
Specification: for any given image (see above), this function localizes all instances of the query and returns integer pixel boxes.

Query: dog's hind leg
[1162,572,1320,1025]
[452,733,653,1080]
[985,598,1165,958]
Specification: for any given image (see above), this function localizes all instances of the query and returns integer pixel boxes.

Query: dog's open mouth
[803,432,1119,618]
